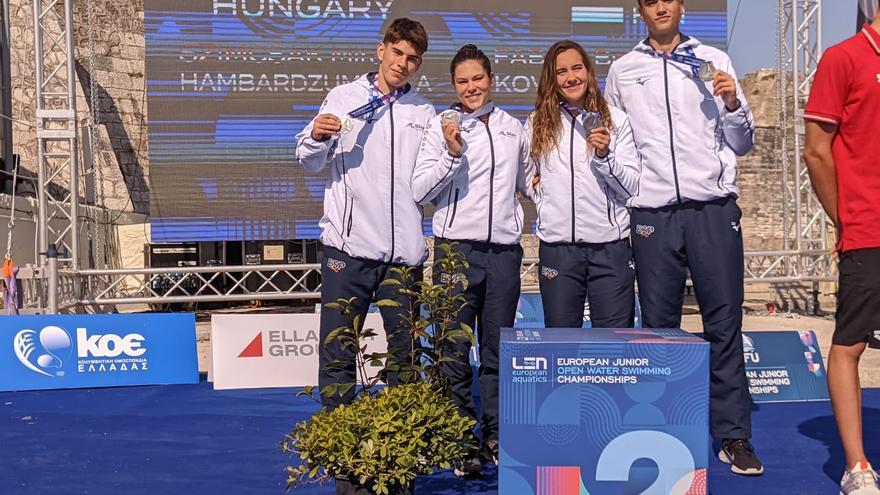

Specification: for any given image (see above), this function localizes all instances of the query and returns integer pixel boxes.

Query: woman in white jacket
[412,44,531,479]
[527,40,639,329]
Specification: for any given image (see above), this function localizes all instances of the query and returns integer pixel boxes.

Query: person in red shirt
[803,10,880,495]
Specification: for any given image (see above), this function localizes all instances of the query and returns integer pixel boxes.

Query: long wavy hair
[530,40,613,159]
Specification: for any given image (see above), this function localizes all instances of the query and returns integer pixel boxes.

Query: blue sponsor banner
[743,330,829,403]
[0,314,199,392]
[500,327,710,495]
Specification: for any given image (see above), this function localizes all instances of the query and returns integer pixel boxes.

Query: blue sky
[726,0,859,74]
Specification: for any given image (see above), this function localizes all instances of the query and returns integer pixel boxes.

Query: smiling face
[376,39,422,90]
[554,49,589,108]
[453,60,493,113]
[638,0,685,39]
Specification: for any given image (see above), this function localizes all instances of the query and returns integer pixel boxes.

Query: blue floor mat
[1,380,877,494]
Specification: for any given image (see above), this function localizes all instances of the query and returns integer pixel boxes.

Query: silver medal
[698,61,717,82]
[439,109,461,125]
[339,116,353,134]
[583,113,601,131]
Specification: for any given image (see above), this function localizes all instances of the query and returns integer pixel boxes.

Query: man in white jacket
[604,0,763,476]
[294,18,436,408]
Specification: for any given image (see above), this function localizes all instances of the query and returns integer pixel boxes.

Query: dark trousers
[538,238,635,328]
[435,239,523,443]
[318,246,420,408]
[631,196,751,439]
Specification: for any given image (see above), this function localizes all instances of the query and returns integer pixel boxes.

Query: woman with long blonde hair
[526,40,639,328]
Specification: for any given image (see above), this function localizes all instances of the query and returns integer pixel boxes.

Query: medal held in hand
[439,109,461,126]
[698,61,717,82]
[560,101,601,131]
[339,115,353,134]
[582,112,601,131]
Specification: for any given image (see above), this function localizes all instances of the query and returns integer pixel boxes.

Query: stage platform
[1,379,878,495]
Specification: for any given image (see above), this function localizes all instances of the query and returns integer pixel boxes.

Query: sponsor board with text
[742,330,829,403]
[500,327,709,495]
[210,313,387,390]
[1,314,198,391]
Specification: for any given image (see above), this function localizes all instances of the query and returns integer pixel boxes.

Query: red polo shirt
[804,24,880,252]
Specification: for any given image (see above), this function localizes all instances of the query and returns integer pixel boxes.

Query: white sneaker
[840,461,880,495]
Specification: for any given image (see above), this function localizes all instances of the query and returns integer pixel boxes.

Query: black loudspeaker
[147,243,200,295]
[242,240,322,294]
[147,242,228,296]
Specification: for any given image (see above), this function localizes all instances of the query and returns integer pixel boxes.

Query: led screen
[145,0,727,242]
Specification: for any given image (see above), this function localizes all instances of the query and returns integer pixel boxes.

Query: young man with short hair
[803,10,880,495]
[295,18,435,408]
[604,0,763,475]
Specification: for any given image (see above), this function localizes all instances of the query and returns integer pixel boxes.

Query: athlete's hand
[310,114,342,141]
[442,122,464,158]
[713,71,740,111]
[589,127,611,158]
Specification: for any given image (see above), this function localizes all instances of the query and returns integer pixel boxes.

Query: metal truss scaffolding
[33,0,79,266]
[22,0,833,312]
[775,0,833,284]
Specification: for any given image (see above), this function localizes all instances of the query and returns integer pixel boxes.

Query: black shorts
[836,248,880,349]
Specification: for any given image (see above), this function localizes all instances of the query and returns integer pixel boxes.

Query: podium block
[500,328,709,495]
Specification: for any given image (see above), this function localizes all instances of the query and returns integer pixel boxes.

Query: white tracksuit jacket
[526,105,640,244]
[294,73,436,266]
[412,103,532,245]
[604,36,755,208]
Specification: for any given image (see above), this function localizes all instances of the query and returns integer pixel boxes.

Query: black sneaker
[481,439,499,466]
[453,455,483,479]
[719,439,764,476]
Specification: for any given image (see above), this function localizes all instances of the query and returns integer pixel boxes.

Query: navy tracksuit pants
[435,239,523,443]
[318,246,420,408]
[631,196,751,440]
[538,238,635,328]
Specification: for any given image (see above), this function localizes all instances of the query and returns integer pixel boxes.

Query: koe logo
[13,326,72,377]
[77,328,146,358]
[512,357,548,370]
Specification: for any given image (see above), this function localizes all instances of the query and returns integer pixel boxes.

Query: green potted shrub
[282,244,477,495]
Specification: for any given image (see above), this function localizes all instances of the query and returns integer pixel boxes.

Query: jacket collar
[458,101,495,122]
[634,34,699,54]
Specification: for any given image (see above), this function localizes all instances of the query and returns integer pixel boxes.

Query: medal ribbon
[347,72,411,121]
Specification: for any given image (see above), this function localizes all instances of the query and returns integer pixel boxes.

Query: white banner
[210,313,388,390]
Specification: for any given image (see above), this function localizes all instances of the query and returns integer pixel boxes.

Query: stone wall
[8,0,149,214]
[738,69,786,253]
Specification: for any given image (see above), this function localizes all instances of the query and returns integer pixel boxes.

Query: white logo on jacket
[327,258,346,273]
[541,266,559,280]
[636,225,655,238]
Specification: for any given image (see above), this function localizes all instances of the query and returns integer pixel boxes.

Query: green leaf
[375,299,402,309]
[323,326,350,346]
[296,385,315,398]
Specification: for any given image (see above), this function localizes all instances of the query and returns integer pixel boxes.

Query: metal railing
[9,250,832,312]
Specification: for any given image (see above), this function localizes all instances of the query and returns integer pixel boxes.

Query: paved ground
[192,302,880,388]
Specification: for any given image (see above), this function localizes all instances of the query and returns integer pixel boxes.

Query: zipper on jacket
[448,188,460,228]
[389,103,396,261]
[568,114,577,242]
[604,187,614,226]
[346,197,354,236]
[485,119,496,244]
[663,58,683,204]
[441,186,453,238]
